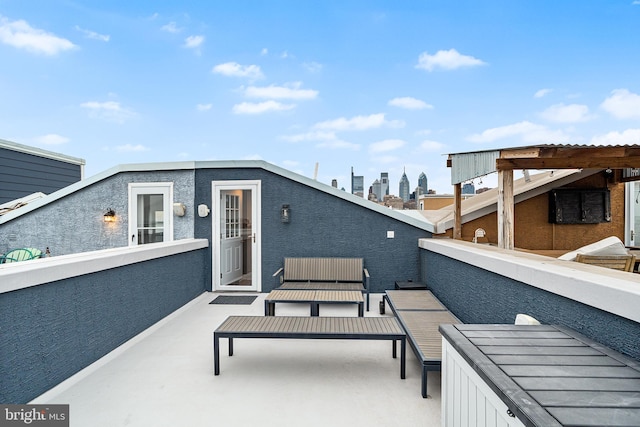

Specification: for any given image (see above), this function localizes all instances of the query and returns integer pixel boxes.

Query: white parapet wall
[420,238,640,324]
[0,239,209,295]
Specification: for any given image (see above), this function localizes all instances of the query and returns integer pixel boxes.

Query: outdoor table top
[385,290,448,311]
[266,289,364,303]
[215,315,404,337]
[440,324,640,427]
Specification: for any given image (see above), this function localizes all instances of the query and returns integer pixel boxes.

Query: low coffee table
[265,289,364,317]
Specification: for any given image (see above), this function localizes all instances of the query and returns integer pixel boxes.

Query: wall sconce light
[104,208,116,222]
[281,204,290,223]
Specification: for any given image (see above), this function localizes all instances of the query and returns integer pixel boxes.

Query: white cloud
[534,88,552,98]
[633,1,640,5]
[281,130,359,150]
[161,22,181,33]
[212,62,264,80]
[467,121,571,144]
[539,103,594,123]
[313,113,405,131]
[184,35,204,49]
[260,48,268,55]
[80,101,137,123]
[245,82,318,100]
[302,61,323,73]
[0,15,76,55]
[376,155,400,164]
[196,103,212,111]
[116,144,149,152]
[369,139,406,153]
[419,140,446,152]
[232,101,295,114]
[416,49,486,71]
[75,26,109,42]
[601,89,640,119]
[281,131,338,143]
[388,97,433,110]
[590,128,640,145]
[35,134,69,145]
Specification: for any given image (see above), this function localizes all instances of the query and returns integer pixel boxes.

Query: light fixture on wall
[281,204,290,223]
[104,208,116,222]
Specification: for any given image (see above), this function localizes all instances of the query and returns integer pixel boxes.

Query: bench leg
[229,338,234,356]
[392,340,397,358]
[358,302,364,317]
[214,333,220,375]
[311,303,319,316]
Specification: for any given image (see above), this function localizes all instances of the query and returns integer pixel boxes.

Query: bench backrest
[1,248,42,263]
[283,257,363,282]
[575,253,636,272]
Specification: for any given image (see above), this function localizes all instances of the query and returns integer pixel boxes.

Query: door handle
[253,233,256,243]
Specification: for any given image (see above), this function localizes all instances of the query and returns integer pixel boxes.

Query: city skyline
[1,2,639,193]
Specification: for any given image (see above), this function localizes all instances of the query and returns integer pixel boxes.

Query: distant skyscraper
[380,172,389,198]
[351,167,364,198]
[418,172,428,195]
[371,179,381,201]
[399,169,410,202]
[462,183,475,195]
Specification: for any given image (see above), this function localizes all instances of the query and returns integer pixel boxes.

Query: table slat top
[266,289,363,303]
[440,324,640,427]
[216,316,404,336]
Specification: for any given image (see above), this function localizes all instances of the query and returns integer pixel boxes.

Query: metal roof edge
[0,138,86,165]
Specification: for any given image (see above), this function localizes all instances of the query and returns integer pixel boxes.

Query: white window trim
[128,182,174,246]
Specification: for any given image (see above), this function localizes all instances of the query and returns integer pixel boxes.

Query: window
[128,183,173,245]
[549,188,611,224]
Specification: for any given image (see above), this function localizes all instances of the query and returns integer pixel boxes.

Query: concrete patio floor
[32,292,441,427]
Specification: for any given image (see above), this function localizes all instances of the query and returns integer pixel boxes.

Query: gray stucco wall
[421,249,640,361]
[195,168,431,292]
[0,248,207,404]
[0,170,195,256]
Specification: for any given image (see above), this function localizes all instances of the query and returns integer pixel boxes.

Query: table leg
[229,337,234,356]
[214,333,220,375]
[358,302,364,317]
[311,303,319,316]
[400,338,406,379]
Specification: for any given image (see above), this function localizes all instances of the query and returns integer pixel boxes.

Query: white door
[221,191,243,285]
[128,183,173,246]
[213,181,261,291]
[625,181,640,246]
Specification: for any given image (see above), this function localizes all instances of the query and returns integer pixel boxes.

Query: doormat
[209,295,257,305]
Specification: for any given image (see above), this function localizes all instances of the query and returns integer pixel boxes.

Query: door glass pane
[137,193,164,244]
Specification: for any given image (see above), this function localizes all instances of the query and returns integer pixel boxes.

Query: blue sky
[1,1,640,194]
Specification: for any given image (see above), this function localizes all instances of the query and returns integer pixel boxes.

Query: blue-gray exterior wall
[195,168,431,292]
[0,147,82,204]
[421,249,640,361]
[0,170,195,256]
[0,248,207,404]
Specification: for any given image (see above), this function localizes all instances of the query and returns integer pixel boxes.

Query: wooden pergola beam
[497,157,640,170]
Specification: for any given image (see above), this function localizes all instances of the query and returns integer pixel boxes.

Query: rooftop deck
[32,292,440,427]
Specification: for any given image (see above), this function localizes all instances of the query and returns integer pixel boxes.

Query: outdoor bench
[214,315,406,378]
[272,257,371,311]
[384,290,461,398]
